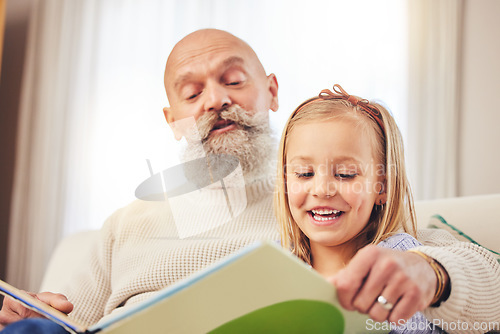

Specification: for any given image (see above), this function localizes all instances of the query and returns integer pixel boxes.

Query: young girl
[274,85,442,333]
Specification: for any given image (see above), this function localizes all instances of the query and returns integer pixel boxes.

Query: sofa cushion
[414,193,500,254]
[428,214,500,263]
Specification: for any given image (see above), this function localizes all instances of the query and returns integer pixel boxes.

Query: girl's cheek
[289,196,304,209]
[350,181,379,214]
[287,183,307,209]
[339,181,367,207]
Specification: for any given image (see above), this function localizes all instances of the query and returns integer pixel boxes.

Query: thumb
[328,268,348,287]
[36,293,74,314]
[326,271,342,286]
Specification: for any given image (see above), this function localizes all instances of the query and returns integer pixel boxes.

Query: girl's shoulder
[377,232,422,251]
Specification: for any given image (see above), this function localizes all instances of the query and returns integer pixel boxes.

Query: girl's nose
[311,174,336,198]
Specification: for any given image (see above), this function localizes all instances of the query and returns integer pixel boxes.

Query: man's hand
[329,245,443,324]
[0,292,73,329]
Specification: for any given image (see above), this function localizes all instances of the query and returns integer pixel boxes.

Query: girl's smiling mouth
[308,208,343,225]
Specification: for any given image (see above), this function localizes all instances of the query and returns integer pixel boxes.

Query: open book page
[89,241,381,334]
[0,280,86,334]
[2,242,384,334]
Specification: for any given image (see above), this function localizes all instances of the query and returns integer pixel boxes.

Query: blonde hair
[274,95,416,264]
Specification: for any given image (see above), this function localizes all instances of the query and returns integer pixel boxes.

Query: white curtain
[7,0,101,291]
[8,0,408,291]
[407,0,464,200]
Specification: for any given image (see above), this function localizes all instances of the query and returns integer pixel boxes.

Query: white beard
[182,105,276,185]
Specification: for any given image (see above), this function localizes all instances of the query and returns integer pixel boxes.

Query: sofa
[414,193,500,255]
[39,193,500,292]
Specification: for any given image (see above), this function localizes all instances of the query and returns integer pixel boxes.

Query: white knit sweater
[416,229,500,334]
[64,179,279,326]
[63,179,500,333]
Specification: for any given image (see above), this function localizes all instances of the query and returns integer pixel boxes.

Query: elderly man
[1,29,499,333]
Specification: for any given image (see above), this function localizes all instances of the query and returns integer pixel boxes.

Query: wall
[0,0,33,281]
[458,0,500,196]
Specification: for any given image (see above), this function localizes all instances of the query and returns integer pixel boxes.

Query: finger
[368,276,407,323]
[0,297,24,328]
[352,253,402,314]
[0,309,35,327]
[388,284,425,323]
[0,310,22,329]
[0,296,43,321]
[333,245,379,311]
[36,292,74,314]
[368,293,397,323]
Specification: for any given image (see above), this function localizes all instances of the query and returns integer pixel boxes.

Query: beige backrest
[414,193,500,253]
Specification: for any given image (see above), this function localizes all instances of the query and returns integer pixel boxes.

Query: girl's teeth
[310,209,342,221]
[311,209,340,215]
[315,215,336,221]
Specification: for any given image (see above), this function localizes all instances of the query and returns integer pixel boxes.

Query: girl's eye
[295,172,314,178]
[336,173,357,180]
[226,81,241,86]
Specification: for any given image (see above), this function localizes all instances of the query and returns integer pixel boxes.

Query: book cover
[1,241,384,334]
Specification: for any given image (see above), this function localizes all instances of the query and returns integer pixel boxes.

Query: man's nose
[203,83,231,112]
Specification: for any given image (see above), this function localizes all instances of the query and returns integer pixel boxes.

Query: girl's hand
[328,245,442,324]
[0,291,73,329]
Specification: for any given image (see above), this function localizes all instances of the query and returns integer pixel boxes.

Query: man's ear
[267,73,279,112]
[163,106,172,123]
[163,106,182,141]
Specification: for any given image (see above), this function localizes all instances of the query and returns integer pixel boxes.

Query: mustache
[195,105,265,141]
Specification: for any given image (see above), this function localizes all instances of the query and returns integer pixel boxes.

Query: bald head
[164,29,268,103]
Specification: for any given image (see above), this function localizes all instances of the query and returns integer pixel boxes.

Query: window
[65,0,408,232]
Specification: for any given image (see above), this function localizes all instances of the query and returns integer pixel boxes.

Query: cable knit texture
[416,229,500,334]
[61,182,500,333]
